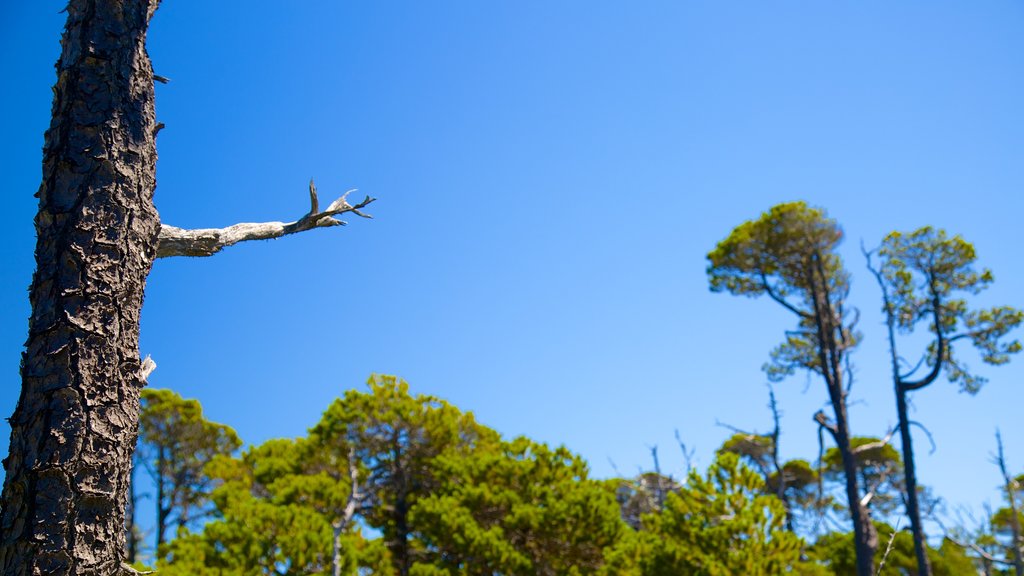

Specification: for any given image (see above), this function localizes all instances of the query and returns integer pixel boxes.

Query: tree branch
[850,426,898,455]
[157,180,375,258]
[760,271,811,319]
[813,410,839,441]
[901,284,946,392]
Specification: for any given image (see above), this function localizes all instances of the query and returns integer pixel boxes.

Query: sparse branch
[760,271,811,319]
[714,419,756,437]
[813,409,838,440]
[934,514,1016,569]
[994,430,1024,576]
[907,421,937,455]
[850,426,898,456]
[674,429,696,473]
[157,180,375,258]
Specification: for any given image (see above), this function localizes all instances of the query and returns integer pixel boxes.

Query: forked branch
[157,180,375,258]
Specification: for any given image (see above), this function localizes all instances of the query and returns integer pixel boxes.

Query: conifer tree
[707,202,877,575]
[867,227,1023,576]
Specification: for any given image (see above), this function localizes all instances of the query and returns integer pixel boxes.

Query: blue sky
[2,0,1023,533]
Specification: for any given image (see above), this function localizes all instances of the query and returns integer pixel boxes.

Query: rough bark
[0,1,161,574]
[1,3,372,574]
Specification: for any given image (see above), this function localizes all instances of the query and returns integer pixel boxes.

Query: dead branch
[157,180,375,258]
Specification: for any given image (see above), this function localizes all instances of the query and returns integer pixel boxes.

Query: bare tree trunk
[896,387,932,576]
[807,256,877,576]
[1,3,373,573]
[867,251,938,576]
[126,467,140,564]
[828,388,878,576]
[767,387,793,531]
[996,431,1024,576]
[155,446,169,559]
[0,1,161,574]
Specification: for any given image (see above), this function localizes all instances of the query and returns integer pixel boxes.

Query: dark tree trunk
[0,1,160,574]
[897,386,933,576]
[996,432,1024,576]
[829,392,878,576]
[807,256,877,576]
[155,446,168,558]
[125,467,139,564]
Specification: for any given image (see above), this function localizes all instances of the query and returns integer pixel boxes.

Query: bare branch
[760,271,811,319]
[674,429,696,473]
[715,419,756,437]
[907,420,937,455]
[813,410,838,440]
[157,180,375,258]
[994,429,1024,575]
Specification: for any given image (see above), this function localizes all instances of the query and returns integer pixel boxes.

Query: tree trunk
[155,446,168,558]
[807,257,877,576]
[897,386,933,576]
[0,1,160,574]
[828,385,878,576]
[996,432,1024,576]
[125,467,139,564]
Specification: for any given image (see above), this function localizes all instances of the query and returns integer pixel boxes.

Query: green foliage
[604,453,804,576]
[717,433,825,533]
[137,388,242,557]
[718,432,774,476]
[878,226,1023,393]
[309,374,500,572]
[613,472,681,530]
[706,201,859,382]
[822,437,903,517]
[411,437,624,575]
[810,523,976,576]
[159,436,390,576]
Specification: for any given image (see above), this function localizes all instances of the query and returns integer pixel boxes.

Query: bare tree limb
[994,430,1024,576]
[813,410,839,440]
[759,271,811,319]
[907,420,937,455]
[674,429,696,473]
[157,180,375,258]
[850,426,897,456]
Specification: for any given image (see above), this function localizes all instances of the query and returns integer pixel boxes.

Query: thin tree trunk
[126,467,139,564]
[156,446,168,558]
[768,387,793,531]
[829,387,878,576]
[807,257,877,576]
[896,386,932,575]
[996,431,1024,576]
[870,251,935,576]
[0,1,160,574]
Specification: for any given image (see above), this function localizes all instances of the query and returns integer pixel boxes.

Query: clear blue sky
[2,1,1023,531]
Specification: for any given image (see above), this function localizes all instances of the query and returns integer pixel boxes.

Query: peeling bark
[1,2,371,574]
[0,1,161,574]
